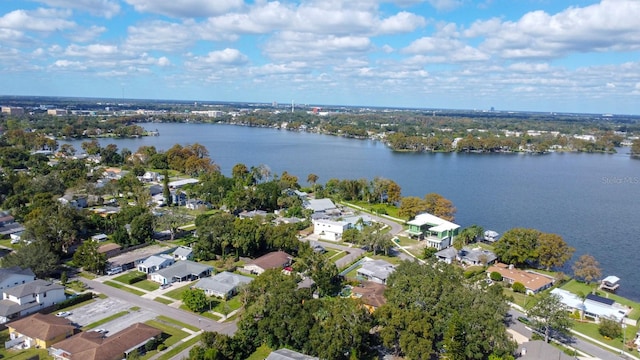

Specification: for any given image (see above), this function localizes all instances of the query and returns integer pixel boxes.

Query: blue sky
[1,0,639,114]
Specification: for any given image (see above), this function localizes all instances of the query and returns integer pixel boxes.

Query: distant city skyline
[0,0,639,115]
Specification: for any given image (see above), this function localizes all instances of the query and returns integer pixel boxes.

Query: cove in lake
[63,123,640,301]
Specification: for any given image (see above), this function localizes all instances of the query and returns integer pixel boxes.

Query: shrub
[512,282,526,293]
[157,344,167,351]
[490,271,503,282]
[126,273,148,284]
[54,292,94,310]
[598,317,622,339]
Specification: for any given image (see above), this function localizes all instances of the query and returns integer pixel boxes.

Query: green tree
[73,240,107,274]
[1,240,59,278]
[182,288,208,312]
[423,193,456,221]
[130,212,154,245]
[527,292,572,343]
[162,170,172,206]
[631,139,640,157]
[398,196,426,219]
[296,249,341,297]
[494,228,541,266]
[512,282,526,293]
[598,317,622,338]
[155,209,192,241]
[537,232,574,270]
[572,254,602,285]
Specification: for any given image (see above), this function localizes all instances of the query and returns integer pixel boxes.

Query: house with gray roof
[0,280,66,324]
[172,246,194,261]
[149,260,213,285]
[516,340,574,360]
[357,259,396,285]
[303,198,338,215]
[137,254,175,274]
[266,349,318,360]
[0,267,36,291]
[435,246,497,266]
[194,271,253,299]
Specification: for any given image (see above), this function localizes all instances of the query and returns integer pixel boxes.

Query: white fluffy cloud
[125,0,243,18]
[31,0,120,18]
[0,8,75,32]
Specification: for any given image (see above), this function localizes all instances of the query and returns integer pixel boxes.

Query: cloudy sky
[1,0,639,114]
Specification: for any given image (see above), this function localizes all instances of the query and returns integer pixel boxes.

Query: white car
[93,328,108,334]
[56,311,71,317]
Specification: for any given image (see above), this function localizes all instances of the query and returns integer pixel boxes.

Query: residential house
[312,219,349,242]
[238,210,268,219]
[149,261,213,285]
[148,184,163,196]
[357,259,396,285]
[168,178,199,189]
[172,246,193,261]
[194,271,253,299]
[583,293,629,323]
[303,198,338,216]
[0,267,36,291]
[266,349,319,360]
[487,263,554,295]
[406,212,460,250]
[141,171,160,182]
[6,313,75,349]
[435,247,497,266]
[49,322,161,360]
[185,199,210,210]
[351,281,387,313]
[91,234,108,242]
[57,195,88,209]
[0,280,67,324]
[9,231,24,244]
[137,254,175,274]
[170,191,187,206]
[244,251,292,275]
[0,211,25,236]
[97,243,122,258]
[309,241,326,253]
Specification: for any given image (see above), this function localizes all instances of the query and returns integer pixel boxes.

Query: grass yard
[154,297,174,305]
[342,200,406,221]
[104,281,146,296]
[164,283,193,300]
[145,320,190,347]
[212,296,243,314]
[368,253,405,265]
[132,279,160,291]
[562,280,640,319]
[155,334,203,360]
[156,315,200,332]
[246,344,273,360]
[394,235,418,247]
[572,320,638,352]
[83,311,129,330]
[113,271,146,284]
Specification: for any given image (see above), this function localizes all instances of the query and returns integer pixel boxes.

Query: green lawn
[324,249,339,258]
[164,283,192,300]
[155,334,203,360]
[326,250,348,262]
[561,280,640,319]
[572,320,638,352]
[156,315,200,332]
[246,344,273,360]
[132,279,160,291]
[113,271,146,284]
[212,296,242,314]
[104,281,146,296]
[394,235,418,247]
[341,200,407,221]
[145,319,190,347]
[154,297,174,305]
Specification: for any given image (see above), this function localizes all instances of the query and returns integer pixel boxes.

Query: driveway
[66,297,132,327]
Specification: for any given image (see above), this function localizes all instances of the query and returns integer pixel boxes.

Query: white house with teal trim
[406,212,460,250]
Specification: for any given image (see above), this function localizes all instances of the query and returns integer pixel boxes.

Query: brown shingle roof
[52,323,162,360]
[352,281,387,309]
[248,251,292,271]
[7,313,75,341]
[487,263,554,292]
[97,243,121,254]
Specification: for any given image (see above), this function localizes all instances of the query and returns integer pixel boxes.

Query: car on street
[56,311,72,317]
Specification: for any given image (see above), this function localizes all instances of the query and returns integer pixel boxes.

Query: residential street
[76,277,238,336]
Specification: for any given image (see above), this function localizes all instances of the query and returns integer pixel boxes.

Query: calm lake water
[64,123,640,301]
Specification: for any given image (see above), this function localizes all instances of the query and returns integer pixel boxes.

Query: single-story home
[406,212,459,250]
[239,210,268,219]
[551,288,629,323]
[244,251,292,275]
[0,279,66,324]
[487,263,554,295]
[149,260,213,285]
[303,198,338,215]
[137,254,175,274]
[357,259,396,285]
[172,246,193,261]
[312,219,349,242]
[435,247,497,266]
[351,281,387,313]
[516,340,574,360]
[266,349,319,360]
[6,313,76,349]
[194,271,253,299]
[49,322,162,360]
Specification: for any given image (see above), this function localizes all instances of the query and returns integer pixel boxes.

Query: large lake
[64,123,640,301]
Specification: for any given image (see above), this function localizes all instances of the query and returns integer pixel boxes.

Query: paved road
[77,277,237,335]
[508,308,621,360]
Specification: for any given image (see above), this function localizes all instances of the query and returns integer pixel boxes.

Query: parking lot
[66,297,156,335]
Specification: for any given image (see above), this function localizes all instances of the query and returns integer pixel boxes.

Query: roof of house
[7,313,75,341]
[3,279,64,298]
[266,348,319,360]
[487,263,554,292]
[351,281,387,308]
[246,251,292,271]
[138,254,174,269]
[357,259,396,281]
[154,260,212,280]
[52,323,162,360]
[313,218,348,227]
[304,198,336,212]
[168,178,199,188]
[550,288,585,310]
[602,275,620,285]
[585,293,615,306]
[173,246,193,258]
[434,247,458,259]
[98,243,122,254]
[194,271,253,294]
[0,266,35,283]
[459,247,497,264]
[91,234,108,241]
[406,212,459,231]
[517,340,574,360]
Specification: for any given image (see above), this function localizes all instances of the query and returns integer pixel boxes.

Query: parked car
[56,311,72,317]
[93,328,108,334]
